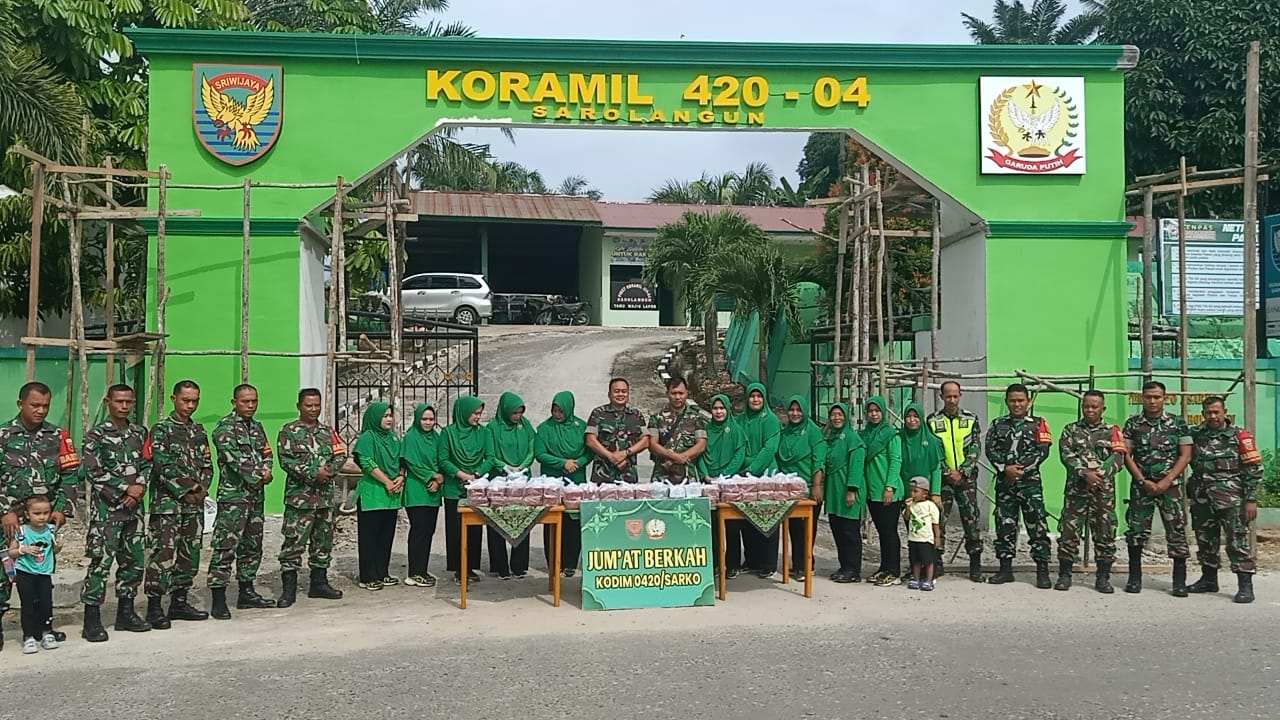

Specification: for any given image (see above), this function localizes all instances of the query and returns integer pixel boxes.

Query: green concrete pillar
[480,225,489,277]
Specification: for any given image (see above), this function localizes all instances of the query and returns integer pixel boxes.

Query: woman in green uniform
[899,401,944,575]
[862,396,904,587]
[700,394,747,577]
[401,403,443,587]
[440,395,490,584]
[776,395,826,581]
[824,402,868,583]
[534,391,592,576]
[486,391,537,579]
[352,402,402,590]
[739,382,782,577]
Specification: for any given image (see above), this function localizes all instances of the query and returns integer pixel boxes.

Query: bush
[1259,451,1280,508]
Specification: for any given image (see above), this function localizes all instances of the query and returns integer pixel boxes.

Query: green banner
[580,499,716,611]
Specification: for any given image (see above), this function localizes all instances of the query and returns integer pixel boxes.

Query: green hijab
[777,394,821,466]
[489,390,535,466]
[353,402,400,472]
[860,395,896,458]
[401,403,441,477]
[538,391,586,458]
[825,403,863,450]
[702,394,746,477]
[741,382,782,448]
[444,395,487,467]
[899,401,943,478]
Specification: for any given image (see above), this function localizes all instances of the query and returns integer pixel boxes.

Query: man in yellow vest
[927,381,986,582]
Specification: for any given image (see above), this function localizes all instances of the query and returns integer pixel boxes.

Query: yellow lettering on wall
[647,109,667,123]
[499,72,532,103]
[609,74,624,104]
[672,109,691,123]
[462,70,495,101]
[569,73,607,104]
[628,109,646,123]
[747,111,765,126]
[533,72,568,104]
[723,110,740,124]
[626,74,654,105]
[604,107,622,121]
[531,105,548,118]
[426,69,462,101]
[555,106,573,119]
[697,110,715,123]
[580,107,597,121]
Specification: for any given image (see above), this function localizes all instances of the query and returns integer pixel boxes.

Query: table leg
[459,516,469,610]
[717,511,727,601]
[805,506,814,598]
[553,516,562,607]
[781,519,789,585]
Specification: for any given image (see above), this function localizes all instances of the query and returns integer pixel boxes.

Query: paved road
[18,571,1279,719]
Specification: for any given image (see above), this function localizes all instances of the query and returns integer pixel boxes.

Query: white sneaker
[22,637,38,654]
[41,633,59,650]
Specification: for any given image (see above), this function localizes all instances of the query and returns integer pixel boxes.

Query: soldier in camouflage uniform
[207,383,276,619]
[0,381,79,649]
[926,381,986,582]
[276,388,346,608]
[79,384,153,642]
[1187,396,1263,604]
[585,378,650,484]
[1122,380,1193,596]
[1055,390,1126,594]
[646,376,708,484]
[985,383,1054,588]
[144,379,214,629]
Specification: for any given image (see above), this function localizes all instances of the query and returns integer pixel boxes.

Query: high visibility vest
[928,412,978,472]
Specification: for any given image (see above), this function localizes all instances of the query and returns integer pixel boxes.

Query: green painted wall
[132,30,1134,512]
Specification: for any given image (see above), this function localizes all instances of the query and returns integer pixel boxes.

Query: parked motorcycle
[534,295,590,326]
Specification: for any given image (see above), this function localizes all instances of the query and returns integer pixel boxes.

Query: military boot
[237,581,277,609]
[1171,558,1188,598]
[988,558,1015,584]
[1054,560,1073,591]
[307,567,344,600]
[1095,561,1115,594]
[114,598,151,632]
[1035,561,1052,589]
[81,604,109,643]
[968,553,986,583]
[1234,572,1255,604]
[210,587,232,620]
[1187,566,1219,594]
[145,595,171,630]
[170,588,210,621]
[1124,545,1143,593]
[935,560,946,578]
[277,571,298,609]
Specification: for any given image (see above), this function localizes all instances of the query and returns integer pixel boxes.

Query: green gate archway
[129,29,1137,514]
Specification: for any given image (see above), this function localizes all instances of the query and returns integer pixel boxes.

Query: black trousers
[487,528,530,576]
[868,500,904,576]
[357,508,398,583]
[787,501,822,572]
[723,519,745,571]
[405,505,439,577]
[443,499,482,574]
[829,515,864,575]
[16,570,53,639]
[543,515,582,571]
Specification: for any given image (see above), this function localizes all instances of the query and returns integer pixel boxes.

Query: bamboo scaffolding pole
[930,198,941,377]
[811,355,987,367]
[25,161,45,381]
[161,181,340,190]
[1141,186,1155,382]
[337,179,349,354]
[241,178,251,383]
[1242,40,1261,435]
[832,141,849,402]
[1178,156,1189,418]
[62,176,90,436]
[874,184,888,399]
[155,164,168,420]
[104,157,116,384]
[386,175,403,411]
[325,175,343,424]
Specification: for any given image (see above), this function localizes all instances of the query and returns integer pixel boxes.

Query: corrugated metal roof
[406,191,602,224]
[593,202,825,234]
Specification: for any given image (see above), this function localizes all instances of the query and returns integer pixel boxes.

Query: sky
[431,0,1075,200]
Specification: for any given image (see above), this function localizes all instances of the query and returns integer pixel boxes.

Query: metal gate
[333,314,480,443]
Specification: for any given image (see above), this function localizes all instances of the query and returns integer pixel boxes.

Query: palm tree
[0,0,85,164]
[556,175,603,200]
[644,210,771,375]
[647,163,781,206]
[961,0,1104,45]
[710,245,802,384]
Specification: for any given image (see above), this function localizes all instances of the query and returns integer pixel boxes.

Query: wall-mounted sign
[979,76,1085,175]
[1159,218,1258,316]
[611,280,658,311]
[193,64,283,166]
[611,236,650,265]
[1263,214,1280,338]
[425,70,871,128]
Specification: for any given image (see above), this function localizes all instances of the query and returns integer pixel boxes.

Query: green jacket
[776,395,826,493]
[899,402,943,496]
[861,396,902,501]
[823,403,867,519]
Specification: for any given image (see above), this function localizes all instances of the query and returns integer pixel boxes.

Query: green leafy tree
[648,162,779,206]
[962,0,1105,45]
[1100,0,1280,216]
[644,210,771,375]
[710,245,802,384]
[556,174,603,200]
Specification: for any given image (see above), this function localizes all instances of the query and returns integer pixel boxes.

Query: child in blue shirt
[9,495,58,654]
